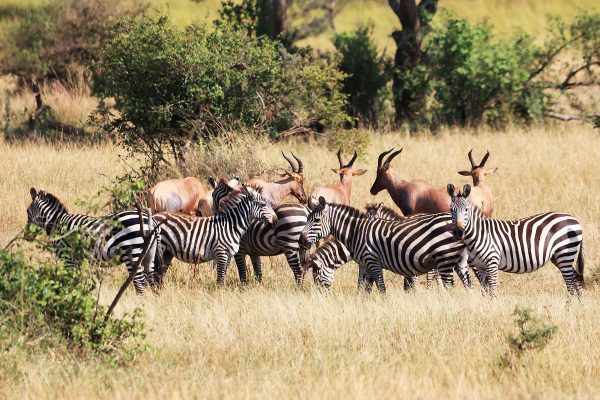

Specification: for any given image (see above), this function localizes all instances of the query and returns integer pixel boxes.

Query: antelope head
[279,151,307,203]
[458,149,498,186]
[331,148,367,183]
[370,147,403,195]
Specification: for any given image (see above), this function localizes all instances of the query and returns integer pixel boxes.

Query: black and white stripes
[26,188,159,294]
[448,184,584,297]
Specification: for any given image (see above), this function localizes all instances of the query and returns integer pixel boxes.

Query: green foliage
[426,18,544,127]
[328,129,371,159]
[333,24,392,128]
[499,307,557,369]
[0,0,145,82]
[0,248,145,363]
[93,13,347,173]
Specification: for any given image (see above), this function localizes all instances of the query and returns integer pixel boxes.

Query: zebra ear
[208,177,217,189]
[462,184,471,198]
[30,187,37,200]
[446,184,456,199]
[318,196,326,208]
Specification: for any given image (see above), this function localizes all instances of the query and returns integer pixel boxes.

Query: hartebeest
[457,149,497,217]
[310,149,367,205]
[246,152,307,206]
[147,176,208,215]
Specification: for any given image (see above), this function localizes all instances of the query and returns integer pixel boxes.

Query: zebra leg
[472,267,486,289]
[403,276,417,292]
[425,270,441,288]
[552,255,583,299]
[357,264,369,291]
[438,265,456,288]
[154,252,174,289]
[233,251,249,285]
[250,255,263,284]
[215,252,232,287]
[284,250,304,287]
[483,259,500,297]
[367,263,386,294]
[454,251,472,289]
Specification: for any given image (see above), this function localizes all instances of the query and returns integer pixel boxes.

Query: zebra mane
[364,203,404,220]
[326,202,365,219]
[218,187,261,213]
[40,191,68,214]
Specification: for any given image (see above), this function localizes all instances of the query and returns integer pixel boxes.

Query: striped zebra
[447,184,585,297]
[153,185,277,286]
[208,177,309,285]
[26,188,159,294]
[233,203,309,285]
[299,196,469,293]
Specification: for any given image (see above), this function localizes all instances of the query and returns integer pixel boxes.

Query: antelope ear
[30,187,37,200]
[331,168,342,175]
[353,169,367,176]
[462,184,471,198]
[446,184,456,199]
[318,196,327,207]
[458,170,472,176]
[486,167,498,174]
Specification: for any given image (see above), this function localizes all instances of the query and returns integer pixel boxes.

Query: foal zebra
[153,185,277,286]
[299,197,468,293]
[448,184,585,297]
[26,188,159,294]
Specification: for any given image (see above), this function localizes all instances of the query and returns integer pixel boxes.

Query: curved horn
[480,150,490,168]
[347,151,358,168]
[291,152,303,173]
[377,148,394,169]
[281,151,297,172]
[336,148,344,168]
[383,148,403,169]
[468,149,476,169]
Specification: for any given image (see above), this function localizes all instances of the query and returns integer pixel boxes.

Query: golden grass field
[1,123,599,399]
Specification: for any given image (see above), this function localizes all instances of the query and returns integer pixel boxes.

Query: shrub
[93,14,348,173]
[426,18,544,127]
[333,24,393,128]
[0,0,145,82]
[0,247,145,362]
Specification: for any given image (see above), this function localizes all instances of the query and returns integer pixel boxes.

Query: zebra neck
[463,213,488,246]
[55,213,95,234]
[328,208,357,249]
[221,201,253,238]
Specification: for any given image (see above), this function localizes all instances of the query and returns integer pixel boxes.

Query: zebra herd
[25,147,585,298]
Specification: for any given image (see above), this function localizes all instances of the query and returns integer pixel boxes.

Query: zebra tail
[575,241,585,287]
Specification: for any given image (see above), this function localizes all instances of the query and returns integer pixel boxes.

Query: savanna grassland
[1,124,599,399]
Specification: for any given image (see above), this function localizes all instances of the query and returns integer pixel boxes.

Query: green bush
[426,18,544,127]
[0,0,145,82]
[93,14,347,170]
[333,24,392,128]
[0,245,144,362]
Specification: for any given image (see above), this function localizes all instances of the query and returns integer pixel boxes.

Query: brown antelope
[147,176,208,215]
[246,152,307,206]
[457,149,497,217]
[310,149,367,205]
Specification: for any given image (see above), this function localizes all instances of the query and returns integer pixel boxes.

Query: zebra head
[299,196,330,250]
[242,185,277,226]
[312,261,335,290]
[364,202,384,219]
[26,188,67,238]
[447,183,472,235]
[211,177,238,214]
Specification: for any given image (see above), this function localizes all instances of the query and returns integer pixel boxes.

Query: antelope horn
[281,151,297,172]
[291,152,303,173]
[384,148,403,169]
[336,148,344,168]
[377,148,394,169]
[480,150,490,168]
[468,149,476,169]
[347,151,358,168]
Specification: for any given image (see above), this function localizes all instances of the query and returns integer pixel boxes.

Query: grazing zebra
[26,188,159,294]
[447,184,585,297]
[299,196,469,293]
[153,185,277,286]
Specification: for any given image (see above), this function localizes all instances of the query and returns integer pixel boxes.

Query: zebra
[208,177,309,285]
[299,196,469,293]
[26,188,159,294]
[153,185,277,286]
[447,183,585,297]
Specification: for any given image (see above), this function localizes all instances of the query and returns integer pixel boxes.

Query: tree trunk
[388,0,437,124]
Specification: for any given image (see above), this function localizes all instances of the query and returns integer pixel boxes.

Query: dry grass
[1,123,600,399]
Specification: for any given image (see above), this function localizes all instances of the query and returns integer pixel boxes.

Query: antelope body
[458,149,497,217]
[147,176,208,215]
[311,149,367,205]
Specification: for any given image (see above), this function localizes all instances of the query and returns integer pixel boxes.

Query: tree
[387,0,437,123]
